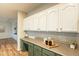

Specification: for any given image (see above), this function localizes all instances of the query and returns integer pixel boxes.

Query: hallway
[0,38,28,56]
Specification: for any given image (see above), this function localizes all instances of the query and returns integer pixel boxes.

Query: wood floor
[0,38,28,56]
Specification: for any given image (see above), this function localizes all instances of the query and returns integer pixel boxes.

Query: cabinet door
[27,16,35,30]
[42,48,55,56]
[23,18,30,30]
[33,14,39,31]
[33,45,42,56]
[23,19,26,30]
[38,11,47,31]
[20,40,28,51]
[33,50,41,56]
[60,5,78,32]
[46,8,59,31]
[24,15,37,31]
[28,43,34,56]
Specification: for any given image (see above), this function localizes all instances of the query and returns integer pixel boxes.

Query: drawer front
[34,45,42,51]
[42,48,55,56]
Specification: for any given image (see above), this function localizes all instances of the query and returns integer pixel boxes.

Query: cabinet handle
[60,28,62,30]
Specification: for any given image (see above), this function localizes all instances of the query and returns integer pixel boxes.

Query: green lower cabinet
[42,48,55,56]
[20,40,28,51]
[22,40,62,56]
[28,43,34,56]
[33,45,42,56]
[33,50,41,56]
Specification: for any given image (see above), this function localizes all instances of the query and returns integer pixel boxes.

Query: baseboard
[0,37,12,40]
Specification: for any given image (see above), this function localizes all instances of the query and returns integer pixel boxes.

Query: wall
[10,19,17,40]
[0,20,11,39]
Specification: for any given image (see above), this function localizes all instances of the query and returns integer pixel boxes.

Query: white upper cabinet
[24,4,79,32]
[33,13,39,30]
[38,11,47,31]
[28,16,35,30]
[24,10,47,31]
[60,5,78,32]
[46,8,59,31]
[23,19,26,30]
[23,17,30,30]
[24,15,35,30]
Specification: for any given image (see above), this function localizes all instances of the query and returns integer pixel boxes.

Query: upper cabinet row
[24,4,79,32]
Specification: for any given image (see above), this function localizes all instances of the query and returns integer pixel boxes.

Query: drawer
[42,48,55,56]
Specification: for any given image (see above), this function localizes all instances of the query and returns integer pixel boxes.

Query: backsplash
[25,31,79,47]
[26,31,77,39]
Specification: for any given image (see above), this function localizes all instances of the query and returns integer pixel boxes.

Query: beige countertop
[22,38,79,56]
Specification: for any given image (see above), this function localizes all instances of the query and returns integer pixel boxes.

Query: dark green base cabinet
[33,45,42,56]
[42,48,62,56]
[28,43,42,56]
[21,40,62,56]
[20,40,28,51]
[42,49,55,56]
[28,43,34,56]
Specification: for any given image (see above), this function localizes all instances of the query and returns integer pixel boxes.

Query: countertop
[22,38,79,56]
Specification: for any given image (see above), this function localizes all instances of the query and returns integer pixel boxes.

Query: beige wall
[10,19,17,40]
[17,11,27,50]
[0,20,11,39]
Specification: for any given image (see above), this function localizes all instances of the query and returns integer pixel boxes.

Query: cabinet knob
[60,28,62,30]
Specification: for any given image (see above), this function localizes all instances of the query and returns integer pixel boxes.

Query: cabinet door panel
[23,19,26,30]
[42,48,55,56]
[33,45,42,56]
[33,14,39,30]
[34,45,41,51]
[24,18,30,30]
[38,12,47,31]
[46,9,59,31]
[28,16,35,30]
[28,43,34,56]
[61,6,78,32]
[21,40,28,51]
[33,50,41,56]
